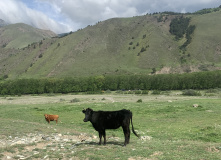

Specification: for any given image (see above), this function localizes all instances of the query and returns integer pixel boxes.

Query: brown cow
[44,114,59,124]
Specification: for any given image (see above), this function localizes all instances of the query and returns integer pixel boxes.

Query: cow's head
[44,114,48,119]
[82,108,93,122]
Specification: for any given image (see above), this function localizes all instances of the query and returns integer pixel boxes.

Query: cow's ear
[82,109,86,113]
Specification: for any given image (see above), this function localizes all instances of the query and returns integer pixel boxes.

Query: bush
[142,90,149,94]
[140,47,146,52]
[115,90,124,94]
[152,90,161,95]
[205,89,219,93]
[105,89,111,93]
[60,98,65,102]
[70,98,80,103]
[135,90,142,94]
[182,90,201,96]
[127,90,134,94]
[86,91,103,94]
[137,99,142,103]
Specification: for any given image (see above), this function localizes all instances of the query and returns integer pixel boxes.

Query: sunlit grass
[0,92,220,159]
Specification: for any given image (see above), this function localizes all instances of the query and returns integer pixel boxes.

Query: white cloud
[45,0,220,27]
[0,0,73,33]
[42,0,140,26]
[0,0,220,33]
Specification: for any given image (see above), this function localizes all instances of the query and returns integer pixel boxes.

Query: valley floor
[0,91,220,159]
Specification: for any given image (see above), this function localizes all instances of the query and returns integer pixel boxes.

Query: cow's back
[49,115,59,120]
[91,109,131,130]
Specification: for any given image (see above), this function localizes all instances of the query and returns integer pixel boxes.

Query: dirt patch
[0,132,94,159]
[207,146,220,153]
[0,93,206,106]
[0,131,131,159]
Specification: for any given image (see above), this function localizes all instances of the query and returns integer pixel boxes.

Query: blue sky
[0,0,220,33]
[21,0,62,22]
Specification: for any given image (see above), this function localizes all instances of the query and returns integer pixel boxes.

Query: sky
[0,0,220,34]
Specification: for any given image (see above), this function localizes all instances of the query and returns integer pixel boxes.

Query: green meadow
[0,91,220,159]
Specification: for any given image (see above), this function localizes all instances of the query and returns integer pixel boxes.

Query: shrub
[140,47,146,52]
[152,90,161,95]
[182,90,201,96]
[39,54,43,58]
[137,99,142,103]
[105,89,111,93]
[70,98,80,103]
[135,90,142,94]
[205,89,219,93]
[3,74,8,79]
[60,98,65,102]
[127,90,134,94]
[115,90,124,94]
[142,90,149,94]
[86,91,103,94]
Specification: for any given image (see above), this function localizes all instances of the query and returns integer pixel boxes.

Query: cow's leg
[122,125,130,146]
[127,127,130,144]
[103,130,106,145]
[48,120,50,124]
[98,131,102,145]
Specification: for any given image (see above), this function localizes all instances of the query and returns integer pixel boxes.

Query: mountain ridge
[0,23,56,49]
[0,19,9,27]
[1,8,221,79]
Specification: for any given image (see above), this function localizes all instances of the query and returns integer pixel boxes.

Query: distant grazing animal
[82,108,139,146]
[44,114,59,124]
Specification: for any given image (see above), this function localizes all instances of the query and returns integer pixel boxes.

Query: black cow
[82,108,139,146]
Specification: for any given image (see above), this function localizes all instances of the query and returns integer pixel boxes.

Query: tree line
[1,70,221,95]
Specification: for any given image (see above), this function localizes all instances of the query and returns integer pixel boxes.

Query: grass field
[0,91,220,159]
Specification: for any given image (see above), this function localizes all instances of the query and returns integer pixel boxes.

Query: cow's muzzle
[83,119,88,122]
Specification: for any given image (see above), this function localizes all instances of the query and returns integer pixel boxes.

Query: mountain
[1,8,221,79]
[0,23,56,49]
[0,19,9,27]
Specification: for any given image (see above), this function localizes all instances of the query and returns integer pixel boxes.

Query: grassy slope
[8,16,181,78]
[187,10,221,65]
[0,23,56,49]
[1,11,221,79]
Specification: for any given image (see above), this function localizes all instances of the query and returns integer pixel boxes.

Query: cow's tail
[130,112,140,138]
